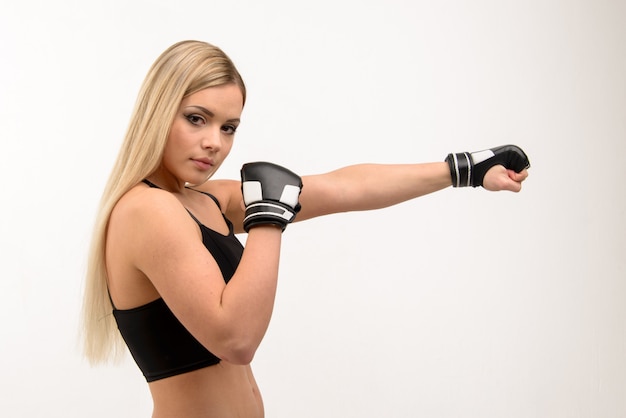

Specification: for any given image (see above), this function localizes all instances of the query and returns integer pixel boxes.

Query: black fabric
[113,180,244,382]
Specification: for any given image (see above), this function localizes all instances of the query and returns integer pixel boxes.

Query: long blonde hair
[81,40,246,364]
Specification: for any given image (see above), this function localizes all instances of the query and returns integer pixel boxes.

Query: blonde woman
[82,40,529,417]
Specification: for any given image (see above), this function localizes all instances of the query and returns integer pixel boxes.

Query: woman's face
[161,83,244,186]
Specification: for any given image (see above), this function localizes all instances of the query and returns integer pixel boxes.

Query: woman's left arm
[296,144,530,221]
[203,148,529,228]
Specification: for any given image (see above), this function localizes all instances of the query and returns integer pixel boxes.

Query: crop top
[112,180,244,382]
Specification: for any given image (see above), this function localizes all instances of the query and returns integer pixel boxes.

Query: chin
[186,173,213,187]
[186,179,209,187]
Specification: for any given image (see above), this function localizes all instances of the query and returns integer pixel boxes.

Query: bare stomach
[148,362,264,418]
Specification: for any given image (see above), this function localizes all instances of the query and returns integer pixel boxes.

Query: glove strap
[445,152,472,187]
[244,201,296,232]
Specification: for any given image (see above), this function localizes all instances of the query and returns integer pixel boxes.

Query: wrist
[246,223,284,234]
[445,152,473,187]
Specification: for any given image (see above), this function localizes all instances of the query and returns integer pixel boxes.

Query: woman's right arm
[122,187,283,365]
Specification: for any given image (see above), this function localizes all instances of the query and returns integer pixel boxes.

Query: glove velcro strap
[243,201,296,232]
[445,152,473,187]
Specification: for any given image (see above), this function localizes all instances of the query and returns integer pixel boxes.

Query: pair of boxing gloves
[240,144,530,232]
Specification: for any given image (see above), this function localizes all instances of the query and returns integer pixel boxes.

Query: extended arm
[204,145,530,230]
[298,144,530,220]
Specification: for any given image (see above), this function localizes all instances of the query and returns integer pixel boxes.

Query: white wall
[1,0,624,417]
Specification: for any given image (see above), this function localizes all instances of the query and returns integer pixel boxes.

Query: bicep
[200,171,354,226]
[296,172,351,221]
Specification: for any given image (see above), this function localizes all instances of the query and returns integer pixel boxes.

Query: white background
[1,0,625,417]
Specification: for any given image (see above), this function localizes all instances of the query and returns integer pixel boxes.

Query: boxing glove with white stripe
[445,145,530,188]
[240,162,302,232]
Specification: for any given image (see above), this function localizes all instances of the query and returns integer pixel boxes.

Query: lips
[192,158,213,170]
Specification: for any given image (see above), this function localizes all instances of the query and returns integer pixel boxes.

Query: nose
[201,127,222,151]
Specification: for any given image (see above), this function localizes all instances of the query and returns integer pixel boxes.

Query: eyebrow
[185,105,241,123]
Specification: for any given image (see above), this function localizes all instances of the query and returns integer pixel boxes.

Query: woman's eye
[222,124,238,135]
[185,114,205,126]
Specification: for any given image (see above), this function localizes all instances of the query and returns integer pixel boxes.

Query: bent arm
[126,190,283,365]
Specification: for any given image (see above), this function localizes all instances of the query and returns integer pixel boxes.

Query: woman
[82,40,529,417]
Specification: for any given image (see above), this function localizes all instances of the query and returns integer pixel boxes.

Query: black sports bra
[112,180,244,382]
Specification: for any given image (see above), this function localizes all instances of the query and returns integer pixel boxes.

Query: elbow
[224,349,256,365]
[213,337,258,365]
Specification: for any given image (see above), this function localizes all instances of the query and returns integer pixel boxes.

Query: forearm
[217,226,282,363]
[338,162,452,209]
[298,162,452,219]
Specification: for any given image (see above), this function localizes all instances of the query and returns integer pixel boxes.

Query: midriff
[149,361,263,418]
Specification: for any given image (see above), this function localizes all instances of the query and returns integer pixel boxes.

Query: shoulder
[110,184,198,245]
[113,184,184,223]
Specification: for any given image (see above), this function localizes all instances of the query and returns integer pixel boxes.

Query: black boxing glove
[445,144,530,188]
[241,162,303,232]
